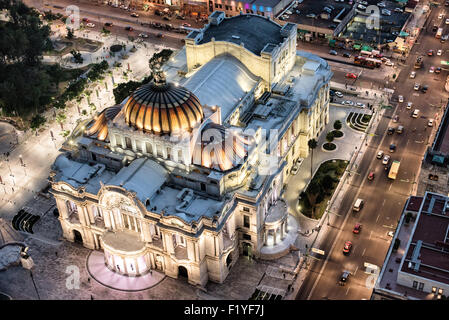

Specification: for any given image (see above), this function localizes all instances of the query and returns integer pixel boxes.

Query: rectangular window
[243,207,250,212]
[243,234,251,240]
[215,3,218,7]
[125,137,132,149]
[412,281,418,289]
[418,282,424,291]
[244,215,250,228]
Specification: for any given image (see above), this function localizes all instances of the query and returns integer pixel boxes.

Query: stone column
[273,228,277,245]
[280,223,284,240]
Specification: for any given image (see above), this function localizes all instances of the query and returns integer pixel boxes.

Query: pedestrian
[55,251,58,257]
[90,295,94,300]
[283,273,285,279]
[287,284,292,292]
[87,277,90,283]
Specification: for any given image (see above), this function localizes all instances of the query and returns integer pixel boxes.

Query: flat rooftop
[432,100,449,155]
[282,0,353,31]
[376,192,449,299]
[198,14,285,56]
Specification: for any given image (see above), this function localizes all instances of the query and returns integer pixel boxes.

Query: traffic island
[332,129,344,139]
[346,112,372,132]
[297,159,348,220]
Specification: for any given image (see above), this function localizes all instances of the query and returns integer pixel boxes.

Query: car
[339,271,351,285]
[367,172,375,181]
[412,109,420,118]
[82,18,89,22]
[393,115,399,123]
[176,15,186,19]
[439,13,444,19]
[290,163,299,175]
[306,13,317,18]
[377,2,386,8]
[446,18,449,25]
[421,85,428,93]
[346,73,357,79]
[131,12,139,17]
[438,49,443,56]
[342,100,354,106]
[414,83,420,91]
[398,95,404,102]
[357,4,366,10]
[182,23,191,27]
[385,60,393,66]
[356,102,366,108]
[353,223,362,234]
[397,125,404,134]
[377,150,384,159]
[430,66,435,73]
[387,231,395,237]
[391,31,399,36]
[125,26,133,31]
[342,52,351,58]
[329,90,335,96]
[428,49,434,56]
[407,102,413,109]
[156,33,164,38]
[410,71,416,78]
[329,49,338,55]
[436,67,442,74]
[163,16,171,21]
[343,241,352,255]
[389,144,396,152]
[86,23,95,28]
[382,9,391,16]
[138,33,148,38]
[428,119,434,127]
[335,91,343,98]
[394,7,403,13]
[104,22,113,27]
[387,127,395,135]
[382,154,391,165]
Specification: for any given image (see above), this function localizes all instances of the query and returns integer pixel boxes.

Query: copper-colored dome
[123,82,204,135]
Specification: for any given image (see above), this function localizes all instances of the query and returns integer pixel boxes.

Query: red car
[367,172,375,181]
[353,223,362,234]
[82,18,89,22]
[428,49,434,56]
[346,73,357,79]
[343,241,352,254]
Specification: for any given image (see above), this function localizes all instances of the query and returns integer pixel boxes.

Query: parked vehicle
[353,223,362,234]
[367,172,375,181]
[353,198,364,212]
[412,109,420,118]
[382,154,391,165]
[339,271,350,285]
[343,241,353,255]
[397,125,404,134]
[377,150,384,159]
[329,49,338,55]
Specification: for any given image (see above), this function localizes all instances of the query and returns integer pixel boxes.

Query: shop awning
[399,31,409,37]
[362,45,373,51]
[353,44,361,50]
[432,155,445,164]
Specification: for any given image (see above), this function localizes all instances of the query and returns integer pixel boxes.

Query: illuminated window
[432,287,437,293]
[438,288,443,295]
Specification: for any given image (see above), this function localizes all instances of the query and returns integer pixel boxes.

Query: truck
[436,27,443,39]
[388,160,400,180]
[414,56,423,69]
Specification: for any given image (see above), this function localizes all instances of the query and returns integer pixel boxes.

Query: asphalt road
[296,3,449,300]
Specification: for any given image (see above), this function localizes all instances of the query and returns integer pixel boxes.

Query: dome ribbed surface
[123,82,204,135]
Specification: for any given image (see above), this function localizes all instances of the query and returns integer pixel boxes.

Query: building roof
[123,82,204,136]
[108,158,168,204]
[183,54,260,122]
[198,14,284,56]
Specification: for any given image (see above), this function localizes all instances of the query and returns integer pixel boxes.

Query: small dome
[123,82,204,135]
[85,105,121,141]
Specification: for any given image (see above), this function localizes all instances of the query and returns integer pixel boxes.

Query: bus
[354,56,382,69]
[436,27,443,39]
[388,160,400,180]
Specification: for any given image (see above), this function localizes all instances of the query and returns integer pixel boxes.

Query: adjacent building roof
[198,14,284,55]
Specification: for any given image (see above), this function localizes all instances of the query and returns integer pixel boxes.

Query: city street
[295,2,449,300]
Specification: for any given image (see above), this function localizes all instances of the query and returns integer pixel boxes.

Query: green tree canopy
[326,131,334,144]
[333,120,342,131]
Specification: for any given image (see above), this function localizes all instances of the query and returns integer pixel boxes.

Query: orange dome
[123,82,204,135]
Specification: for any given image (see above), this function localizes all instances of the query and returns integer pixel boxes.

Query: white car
[382,155,391,165]
[407,102,412,109]
[377,150,384,159]
[446,18,449,24]
[410,71,416,78]
[358,4,367,10]
[86,23,95,28]
[394,8,403,13]
[398,95,404,102]
[439,13,444,19]
[335,91,344,98]
[356,102,366,108]
[387,231,395,237]
[414,83,420,91]
[428,119,434,127]
[343,100,354,106]
[385,60,393,66]
[437,49,443,56]
[377,2,386,8]
[138,33,149,38]
[430,66,435,73]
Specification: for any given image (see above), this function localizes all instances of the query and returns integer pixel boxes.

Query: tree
[70,50,83,64]
[308,138,318,179]
[66,27,74,39]
[306,181,321,218]
[30,114,46,130]
[320,174,335,193]
[333,120,342,131]
[326,131,334,145]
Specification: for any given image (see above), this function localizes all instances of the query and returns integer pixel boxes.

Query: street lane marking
[346,287,350,295]
[354,266,358,276]
[382,199,386,206]
[388,184,392,191]
[376,214,380,223]
[362,248,366,256]
[369,231,373,240]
